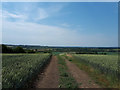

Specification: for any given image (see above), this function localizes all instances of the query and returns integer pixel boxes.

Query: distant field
[2,53,51,88]
[98,52,118,55]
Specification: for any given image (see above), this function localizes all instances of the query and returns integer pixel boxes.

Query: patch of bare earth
[66,54,73,58]
[34,56,59,88]
[65,59,100,88]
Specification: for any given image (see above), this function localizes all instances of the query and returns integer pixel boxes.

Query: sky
[1,2,118,47]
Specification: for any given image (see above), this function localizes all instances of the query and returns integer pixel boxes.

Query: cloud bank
[3,18,117,47]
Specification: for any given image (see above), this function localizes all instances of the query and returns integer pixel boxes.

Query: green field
[2,53,51,88]
[2,52,119,88]
[67,54,119,88]
[73,54,118,72]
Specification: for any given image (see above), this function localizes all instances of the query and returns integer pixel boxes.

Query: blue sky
[1,2,118,47]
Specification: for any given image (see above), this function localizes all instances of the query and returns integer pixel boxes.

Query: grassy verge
[65,54,119,88]
[57,55,78,88]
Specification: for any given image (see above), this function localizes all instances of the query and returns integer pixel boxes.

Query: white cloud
[3,10,27,21]
[2,19,78,45]
[2,3,65,22]
[2,19,118,47]
[35,8,49,20]
[34,4,65,21]
[3,11,22,18]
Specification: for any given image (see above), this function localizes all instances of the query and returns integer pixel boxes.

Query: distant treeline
[1,44,35,53]
[48,47,118,53]
[75,52,106,55]
[1,44,119,54]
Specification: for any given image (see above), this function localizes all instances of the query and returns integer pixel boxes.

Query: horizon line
[1,43,119,48]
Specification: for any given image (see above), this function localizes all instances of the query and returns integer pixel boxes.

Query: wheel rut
[34,56,59,88]
[65,59,100,88]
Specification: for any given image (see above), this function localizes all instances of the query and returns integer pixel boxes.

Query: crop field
[73,54,118,73]
[2,54,51,88]
[1,52,119,88]
[67,54,119,88]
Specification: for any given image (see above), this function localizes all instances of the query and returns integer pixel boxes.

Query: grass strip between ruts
[57,55,78,88]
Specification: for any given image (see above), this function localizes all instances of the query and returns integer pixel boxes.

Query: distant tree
[26,49,35,53]
[13,46,25,53]
[2,44,13,53]
[0,45,2,53]
[2,44,8,53]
